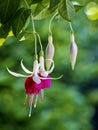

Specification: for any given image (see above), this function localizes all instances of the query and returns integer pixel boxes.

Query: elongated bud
[70,33,78,70]
[45,35,55,70]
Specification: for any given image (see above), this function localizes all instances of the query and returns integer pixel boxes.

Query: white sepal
[40,71,48,77]
[33,60,39,75]
[39,56,48,77]
[47,59,54,74]
[21,59,32,74]
[7,68,29,77]
[39,56,45,70]
[33,75,41,84]
[38,75,63,80]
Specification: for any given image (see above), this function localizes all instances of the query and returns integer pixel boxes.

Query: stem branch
[49,12,58,35]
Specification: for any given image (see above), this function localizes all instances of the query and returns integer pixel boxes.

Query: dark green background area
[0,1,98,130]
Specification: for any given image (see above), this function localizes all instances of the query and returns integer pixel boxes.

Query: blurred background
[0,3,98,130]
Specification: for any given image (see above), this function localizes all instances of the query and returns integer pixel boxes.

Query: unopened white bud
[45,35,55,70]
[70,33,78,70]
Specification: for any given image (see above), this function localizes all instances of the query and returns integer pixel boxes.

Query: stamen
[29,94,34,106]
[29,94,34,117]
[41,89,44,101]
[34,95,38,108]
[7,68,29,77]
[29,103,33,117]
[24,94,28,105]
[21,59,33,74]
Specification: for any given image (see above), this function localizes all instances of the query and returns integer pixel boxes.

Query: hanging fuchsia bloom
[7,59,42,117]
[7,54,62,116]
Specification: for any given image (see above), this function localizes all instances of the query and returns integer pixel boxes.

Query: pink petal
[24,76,41,94]
[39,74,51,89]
[33,78,42,89]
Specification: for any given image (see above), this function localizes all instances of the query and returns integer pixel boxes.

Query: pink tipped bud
[70,33,78,70]
[45,35,55,70]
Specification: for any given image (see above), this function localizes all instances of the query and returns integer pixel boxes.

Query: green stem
[24,0,29,8]
[49,12,58,35]
[36,33,43,51]
[69,22,74,33]
[30,14,37,56]
[24,0,43,57]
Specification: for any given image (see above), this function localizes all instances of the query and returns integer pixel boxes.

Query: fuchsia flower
[7,52,62,117]
[7,55,55,117]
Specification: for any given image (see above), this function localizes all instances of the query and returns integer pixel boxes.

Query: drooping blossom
[70,33,78,70]
[45,35,55,70]
[7,58,42,117]
[7,54,62,116]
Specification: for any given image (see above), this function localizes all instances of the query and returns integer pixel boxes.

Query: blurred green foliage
[0,1,98,130]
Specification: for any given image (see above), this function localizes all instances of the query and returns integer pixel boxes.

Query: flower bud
[70,33,78,70]
[45,35,55,70]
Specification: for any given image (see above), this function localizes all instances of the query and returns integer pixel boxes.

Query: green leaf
[34,0,50,17]
[34,7,51,20]
[49,0,60,9]
[20,0,42,8]
[12,8,31,36]
[0,23,10,38]
[0,0,20,24]
[32,0,43,4]
[71,0,86,5]
[71,1,83,12]
[58,0,76,21]
[0,38,5,46]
